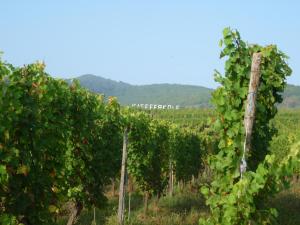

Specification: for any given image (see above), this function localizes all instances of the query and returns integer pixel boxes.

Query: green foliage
[270,109,300,163]
[0,60,123,224]
[126,110,204,197]
[65,81,122,209]
[169,126,202,182]
[127,112,170,196]
[1,55,204,223]
[0,62,72,224]
[200,28,297,225]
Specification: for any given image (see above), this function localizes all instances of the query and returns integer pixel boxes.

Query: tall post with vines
[200,28,296,225]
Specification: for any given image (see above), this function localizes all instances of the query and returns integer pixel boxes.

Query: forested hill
[67,74,213,107]
[68,74,300,108]
[281,84,300,108]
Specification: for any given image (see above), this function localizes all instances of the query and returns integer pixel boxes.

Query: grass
[270,182,300,225]
[60,190,207,225]
[58,181,300,225]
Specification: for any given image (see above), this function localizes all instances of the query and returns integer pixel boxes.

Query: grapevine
[200,28,297,225]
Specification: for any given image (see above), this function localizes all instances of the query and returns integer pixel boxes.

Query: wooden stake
[128,192,131,221]
[144,191,149,215]
[244,52,262,153]
[168,162,174,196]
[118,128,128,225]
[93,207,96,225]
[128,175,133,221]
[66,201,83,225]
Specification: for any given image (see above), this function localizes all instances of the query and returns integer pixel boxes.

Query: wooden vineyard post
[128,175,133,221]
[144,191,149,215]
[244,52,262,152]
[66,201,83,225]
[241,52,262,176]
[168,162,174,196]
[92,207,96,225]
[118,128,128,225]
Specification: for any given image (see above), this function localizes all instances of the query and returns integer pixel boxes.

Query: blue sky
[0,1,299,88]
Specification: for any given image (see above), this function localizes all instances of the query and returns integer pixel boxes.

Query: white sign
[131,103,180,110]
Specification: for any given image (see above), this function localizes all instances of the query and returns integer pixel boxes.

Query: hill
[67,74,300,108]
[67,74,213,107]
[281,84,300,108]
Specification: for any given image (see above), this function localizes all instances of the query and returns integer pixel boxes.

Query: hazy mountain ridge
[68,74,300,108]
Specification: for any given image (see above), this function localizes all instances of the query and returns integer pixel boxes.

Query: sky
[0,1,299,88]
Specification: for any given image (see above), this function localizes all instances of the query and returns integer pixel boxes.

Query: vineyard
[1,28,300,225]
